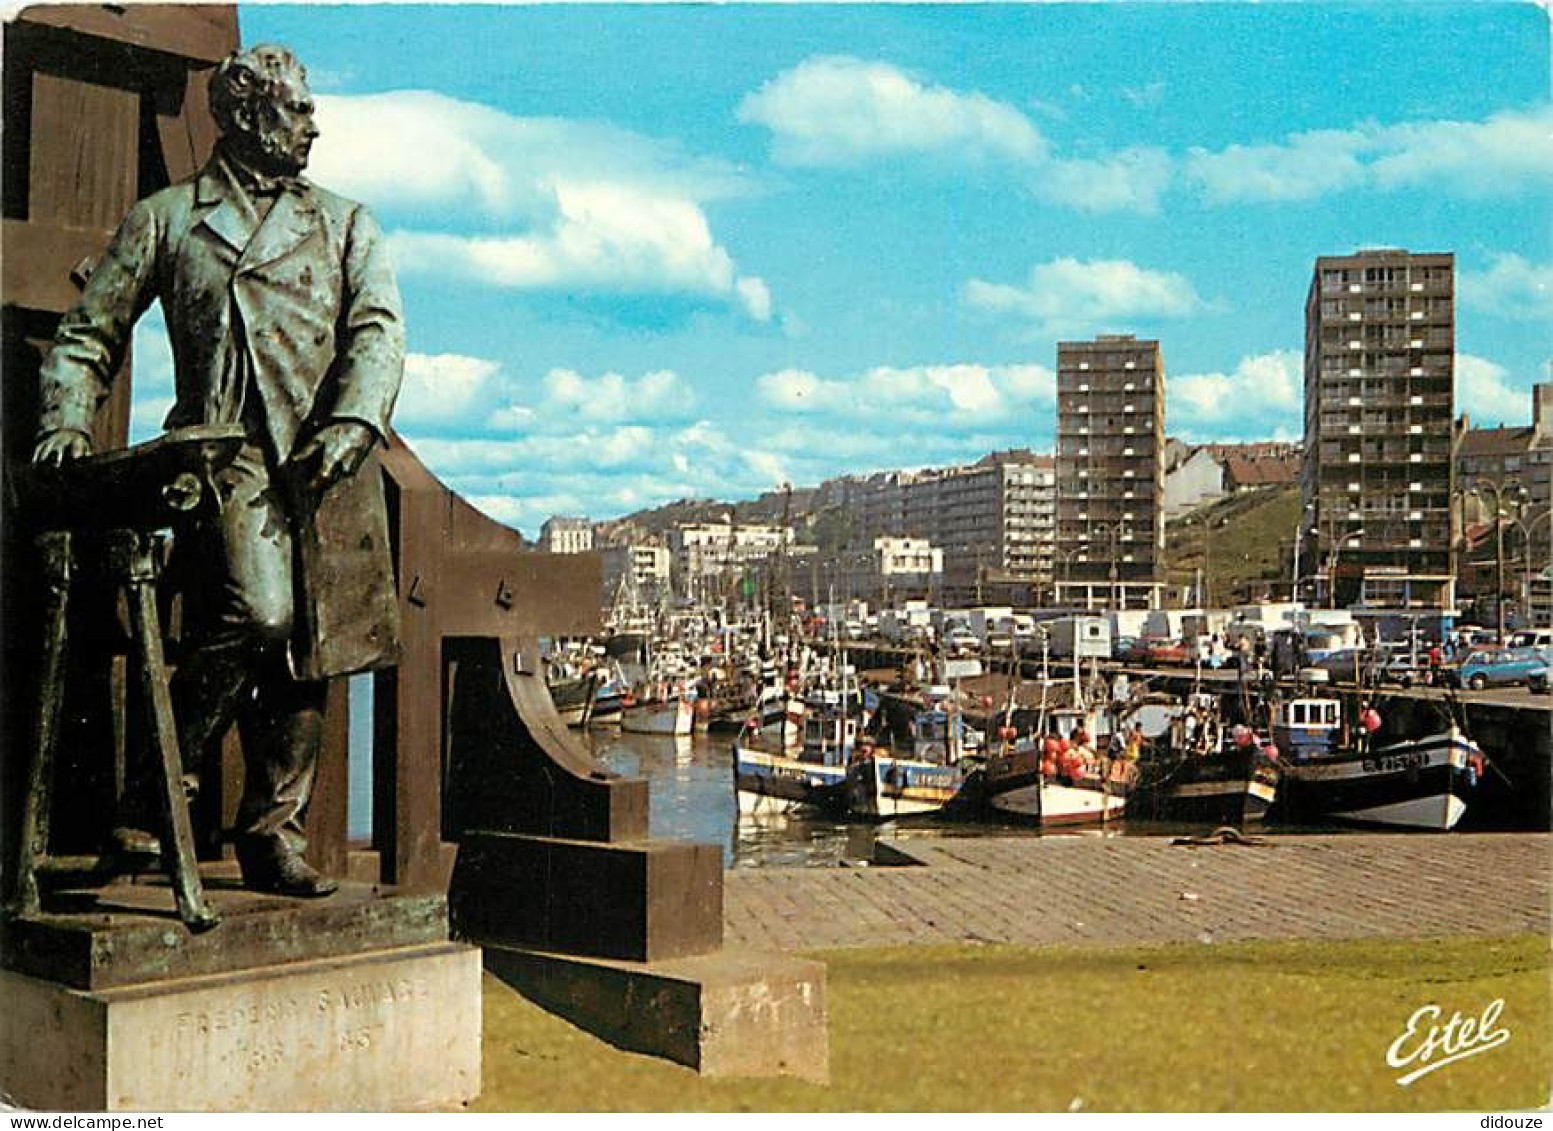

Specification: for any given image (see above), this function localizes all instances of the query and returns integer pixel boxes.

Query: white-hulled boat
[844,689,975,820]
[987,704,1128,825]
[621,692,695,735]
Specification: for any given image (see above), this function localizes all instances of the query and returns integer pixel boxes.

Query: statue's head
[210,44,318,177]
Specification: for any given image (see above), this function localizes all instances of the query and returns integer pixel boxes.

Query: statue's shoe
[240,852,339,898]
[108,825,162,860]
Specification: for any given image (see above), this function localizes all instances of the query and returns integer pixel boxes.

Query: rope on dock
[1169,826,1269,847]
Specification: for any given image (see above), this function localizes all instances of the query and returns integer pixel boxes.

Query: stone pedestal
[0,877,481,1111]
[484,945,827,1082]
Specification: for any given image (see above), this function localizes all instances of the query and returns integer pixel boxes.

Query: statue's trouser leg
[235,663,327,860]
[170,443,316,865]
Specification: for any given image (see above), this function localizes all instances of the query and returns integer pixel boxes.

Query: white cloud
[1120,82,1166,109]
[964,257,1205,335]
[1169,351,1303,440]
[1040,148,1173,213]
[530,367,696,426]
[313,90,745,219]
[739,56,1167,212]
[756,362,1055,427]
[1369,109,1553,195]
[1457,353,1532,426]
[311,90,769,320]
[395,353,500,429]
[400,417,796,538]
[735,276,774,323]
[737,55,1046,167]
[386,182,769,316]
[395,356,1061,538]
[1186,106,1553,203]
[1186,129,1368,203]
[1460,254,1553,322]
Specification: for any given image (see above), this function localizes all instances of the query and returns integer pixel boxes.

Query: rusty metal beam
[17,5,240,65]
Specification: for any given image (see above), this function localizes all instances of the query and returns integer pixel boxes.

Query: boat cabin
[1273,697,1341,760]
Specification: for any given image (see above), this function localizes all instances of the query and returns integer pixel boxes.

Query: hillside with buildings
[534,251,1550,631]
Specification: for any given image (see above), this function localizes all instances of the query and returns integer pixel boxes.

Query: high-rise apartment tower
[1054,335,1166,610]
[1302,249,1455,611]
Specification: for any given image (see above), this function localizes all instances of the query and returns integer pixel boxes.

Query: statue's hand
[32,429,93,467]
[293,422,375,493]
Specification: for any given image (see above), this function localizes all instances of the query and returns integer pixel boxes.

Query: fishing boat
[1130,693,1280,825]
[845,690,976,819]
[983,683,1130,825]
[732,687,866,816]
[1142,742,1280,826]
[621,685,695,735]
[845,750,966,819]
[546,670,598,727]
[1270,694,1481,830]
[586,673,630,723]
[987,733,1129,825]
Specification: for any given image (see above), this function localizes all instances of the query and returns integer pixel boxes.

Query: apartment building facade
[1455,381,1553,626]
[1054,335,1166,610]
[670,520,791,598]
[599,542,672,603]
[815,452,1055,602]
[538,515,594,554]
[1301,249,1455,612]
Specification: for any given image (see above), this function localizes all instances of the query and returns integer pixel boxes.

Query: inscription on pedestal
[156,971,436,1079]
[2,943,482,1111]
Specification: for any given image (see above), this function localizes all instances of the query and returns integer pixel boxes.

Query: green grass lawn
[1165,484,1302,603]
[475,934,1549,1112]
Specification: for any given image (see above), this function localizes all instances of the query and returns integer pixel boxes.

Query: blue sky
[132,3,1553,538]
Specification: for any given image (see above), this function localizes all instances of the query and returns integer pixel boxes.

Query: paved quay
[723,832,1552,951]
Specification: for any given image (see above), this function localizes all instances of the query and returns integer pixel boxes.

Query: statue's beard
[230,122,309,178]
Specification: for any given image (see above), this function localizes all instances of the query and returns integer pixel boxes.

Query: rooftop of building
[1202,441,1302,461]
[1457,423,1547,458]
[1059,335,1158,350]
[1222,452,1301,488]
[975,448,1055,469]
[1314,248,1453,264]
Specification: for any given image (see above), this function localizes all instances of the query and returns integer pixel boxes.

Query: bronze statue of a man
[33,45,404,897]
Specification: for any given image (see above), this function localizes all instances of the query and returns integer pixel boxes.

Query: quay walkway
[724,832,1551,951]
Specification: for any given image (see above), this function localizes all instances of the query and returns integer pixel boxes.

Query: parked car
[1145,638,1193,667]
[1117,636,1157,665]
[943,627,980,657]
[1380,652,1435,688]
[1447,647,1551,691]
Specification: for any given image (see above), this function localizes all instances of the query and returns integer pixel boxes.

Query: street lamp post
[1055,546,1081,609]
[1178,513,1213,608]
[1109,524,1120,612]
[1509,508,1551,629]
[1465,479,1531,643]
[1291,501,1315,605]
[1326,523,1365,610]
[1092,519,1132,612]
